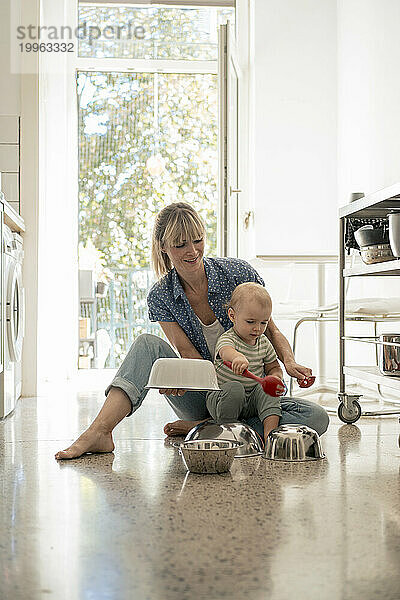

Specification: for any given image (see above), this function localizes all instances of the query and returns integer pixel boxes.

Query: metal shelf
[343,366,400,392]
[342,336,400,348]
[343,258,400,277]
[338,182,400,421]
[339,182,400,218]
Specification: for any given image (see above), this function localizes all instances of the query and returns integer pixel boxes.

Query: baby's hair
[228,282,272,312]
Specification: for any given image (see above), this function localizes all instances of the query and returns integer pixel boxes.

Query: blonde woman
[55,203,328,459]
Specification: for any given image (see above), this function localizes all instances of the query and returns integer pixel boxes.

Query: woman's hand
[159,388,186,397]
[284,359,312,382]
[231,354,249,375]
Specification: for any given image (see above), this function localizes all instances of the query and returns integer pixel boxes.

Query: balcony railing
[80,267,165,368]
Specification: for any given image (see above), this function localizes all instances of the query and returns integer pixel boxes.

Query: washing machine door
[6,261,24,363]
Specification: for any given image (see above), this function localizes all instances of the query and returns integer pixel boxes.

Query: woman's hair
[228,282,272,312]
[151,202,206,278]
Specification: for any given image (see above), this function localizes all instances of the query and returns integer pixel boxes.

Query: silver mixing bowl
[264,424,325,462]
[185,421,264,458]
[174,440,243,474]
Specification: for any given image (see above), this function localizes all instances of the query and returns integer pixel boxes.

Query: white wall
[3,0,78,394]
[21,68,40,397]
[0,0,21,115]
[337,0,400,202]
[337,0,400,301]
[253,0,337,257]
[36,0,78,387]
[251,0,338,382]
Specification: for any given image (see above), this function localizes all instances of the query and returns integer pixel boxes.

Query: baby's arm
[263,359,285,396]
[219,345,249,375]
[264,359,283,380]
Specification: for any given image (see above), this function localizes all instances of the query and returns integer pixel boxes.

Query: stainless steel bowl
[185,421,264,458]
[174,440,243,474]
[264,424,325,462]
[379,333,400,377]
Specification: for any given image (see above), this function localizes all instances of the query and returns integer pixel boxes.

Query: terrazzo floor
[1,373,400,600]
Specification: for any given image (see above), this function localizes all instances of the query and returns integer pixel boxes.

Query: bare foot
[55,427,115,460]
[163,419,208,437]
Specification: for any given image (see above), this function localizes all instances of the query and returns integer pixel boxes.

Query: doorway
[76,2,235,369]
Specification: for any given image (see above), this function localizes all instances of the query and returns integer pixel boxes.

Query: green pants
[206,381,282,424]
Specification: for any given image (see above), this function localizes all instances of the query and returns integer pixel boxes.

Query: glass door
[75,3,235,367]
[218,22,240,257]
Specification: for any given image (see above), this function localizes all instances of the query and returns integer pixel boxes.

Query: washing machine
[0,224,24,418]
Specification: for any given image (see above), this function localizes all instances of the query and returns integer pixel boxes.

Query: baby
[206,282,285,444]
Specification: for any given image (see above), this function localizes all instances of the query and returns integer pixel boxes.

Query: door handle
[230,187,242,194]
[243,211,254,229]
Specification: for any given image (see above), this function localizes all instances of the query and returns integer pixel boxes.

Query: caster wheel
[338,400,362,424]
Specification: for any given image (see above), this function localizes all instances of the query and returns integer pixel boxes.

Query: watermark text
[16,21,146,46]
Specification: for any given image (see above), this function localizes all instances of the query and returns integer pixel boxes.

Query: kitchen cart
[338,183,400,423]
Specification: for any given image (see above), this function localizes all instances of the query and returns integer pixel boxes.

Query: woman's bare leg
[55,388,131,460]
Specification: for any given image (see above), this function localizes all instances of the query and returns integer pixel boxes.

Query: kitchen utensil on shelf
[360,244,394,265]
[388,211,400,257]
[354,225,389,248]
[173,440,243,473]
[222,361,286,396]
[378,333,400,376]
[145,358,220,391]
[185,421,264,458]
[349,192,365,202]
[264,424,325,462]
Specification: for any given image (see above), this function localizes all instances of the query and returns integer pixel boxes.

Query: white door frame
[218,22,241,258]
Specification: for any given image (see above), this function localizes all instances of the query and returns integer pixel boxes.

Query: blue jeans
[106,334,330,437]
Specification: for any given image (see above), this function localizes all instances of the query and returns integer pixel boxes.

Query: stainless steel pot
[388,211,400,257]
[378,333,400,377]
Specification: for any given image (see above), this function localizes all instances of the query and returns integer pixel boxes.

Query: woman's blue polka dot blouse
[147,257,265,361]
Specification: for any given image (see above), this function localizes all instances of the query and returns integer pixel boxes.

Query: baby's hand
[231,354,249,375]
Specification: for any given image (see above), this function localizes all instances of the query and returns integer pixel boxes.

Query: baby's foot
[55,427,115,460]
[163,419,206,437]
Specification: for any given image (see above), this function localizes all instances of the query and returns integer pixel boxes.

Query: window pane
[78,71,218,366]
[78,70,217,270]
[78,5,235,60]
